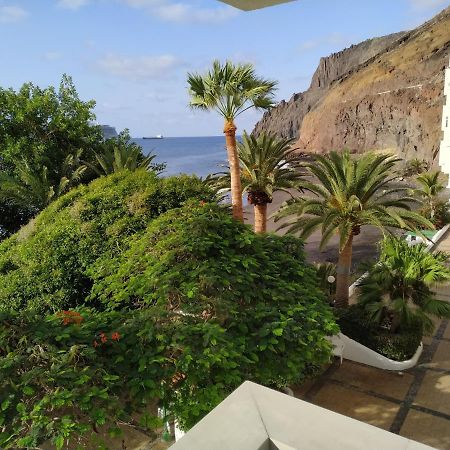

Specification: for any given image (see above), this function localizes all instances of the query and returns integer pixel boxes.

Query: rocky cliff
[253,7,450,164]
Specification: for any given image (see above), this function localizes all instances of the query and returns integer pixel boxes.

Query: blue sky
[0,0,448,137]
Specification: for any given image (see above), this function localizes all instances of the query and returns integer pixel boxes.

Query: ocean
[132,136,229,178]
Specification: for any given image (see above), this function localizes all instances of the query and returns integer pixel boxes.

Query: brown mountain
[253,7,450,164]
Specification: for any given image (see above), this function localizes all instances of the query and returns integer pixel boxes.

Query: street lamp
[327,275,335,302]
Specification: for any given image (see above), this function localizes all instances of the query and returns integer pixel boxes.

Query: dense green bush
[0,308,168,449]
[0,170,213,313]
[337,305,422,361]
[90,203,338,423]
[1,203,338,447]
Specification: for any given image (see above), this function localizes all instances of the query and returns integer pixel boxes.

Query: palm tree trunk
[254,203,267,233]
[335,235,354,308]
[224,120,243,222]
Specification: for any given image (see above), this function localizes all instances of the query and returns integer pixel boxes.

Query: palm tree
[358,236,450,334]
[89,145,159,175]
[0,152,86,211]
[275,150,432,308]
[413,171,445,221]
[403,158,429,177]
[240,133,303,233]
[187,61,277,222]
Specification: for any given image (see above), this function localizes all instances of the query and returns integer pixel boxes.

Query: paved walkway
[293,231,450,450]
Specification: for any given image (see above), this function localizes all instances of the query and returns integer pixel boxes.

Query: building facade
[439,57,450,186]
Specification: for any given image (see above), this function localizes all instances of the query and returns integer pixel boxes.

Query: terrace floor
[293,318,450,449]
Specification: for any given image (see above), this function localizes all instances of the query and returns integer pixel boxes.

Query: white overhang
[171,381,435,450]
[218,0,296,10]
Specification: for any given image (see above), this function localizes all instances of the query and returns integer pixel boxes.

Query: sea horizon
[132,135,236,178]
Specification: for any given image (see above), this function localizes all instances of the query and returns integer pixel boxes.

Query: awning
[218,0,296,10]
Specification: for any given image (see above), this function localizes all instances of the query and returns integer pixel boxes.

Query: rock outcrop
[253,7,450,164]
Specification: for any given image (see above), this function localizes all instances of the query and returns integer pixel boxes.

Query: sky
[0,0,449,137]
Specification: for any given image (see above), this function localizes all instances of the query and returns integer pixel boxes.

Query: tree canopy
[0,170,214,313]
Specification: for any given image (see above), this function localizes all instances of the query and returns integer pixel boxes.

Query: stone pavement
[293,318,450,449]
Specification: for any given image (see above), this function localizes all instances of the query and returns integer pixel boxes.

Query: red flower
[58,310,84,325]
[111,332,121,341]
[100,332,108,343]
[93,340,99,348]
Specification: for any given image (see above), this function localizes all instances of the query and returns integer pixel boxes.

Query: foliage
[1,204,338,447]
[276,150,431,247]
[0,77,155,238]
[187,60,277,121]
[403,158,429,177]
[90,203,338,426]
[0,170,214,313]
[0,308,166,449]
[0,75,103,235]
[358,236,450,334]
[431,200,450,229]
[336,305,422,361]
[0,150,86,212]
[413,171,448,227]
[87,130,166,175]
[210,132,302,203]
[275,150,433,306]
[0,75,101,176]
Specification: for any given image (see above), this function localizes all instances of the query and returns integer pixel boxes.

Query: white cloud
[96,53,182,81]
[409,0,448,10]
[57,0,90,10]
[298,33,352,54]
[42,51,63,61]
[0,5,28,23]
[54,0,238,22]
[122,0,238,23]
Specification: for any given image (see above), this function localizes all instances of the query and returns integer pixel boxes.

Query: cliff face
[253,7,450,164]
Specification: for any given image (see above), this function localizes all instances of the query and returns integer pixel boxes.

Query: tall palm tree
[187,61,277,221]
[275,150,432,308]
[240,133,303,233]
[358,236,450,334]
[413,171,445,220]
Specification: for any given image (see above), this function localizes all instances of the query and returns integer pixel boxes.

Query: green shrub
[0,308,168,449]
[1,204,338,447]
[90,202,338,426]
[0,170,213,313]
[337,305,422,361]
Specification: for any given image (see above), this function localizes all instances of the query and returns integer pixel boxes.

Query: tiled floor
[293,318,450,449]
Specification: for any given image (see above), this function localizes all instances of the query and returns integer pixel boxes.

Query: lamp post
[327,275,336,302]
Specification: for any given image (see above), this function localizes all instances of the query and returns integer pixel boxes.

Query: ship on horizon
[143,134,163,139]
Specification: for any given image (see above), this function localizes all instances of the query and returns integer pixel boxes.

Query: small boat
[143,134,163,139]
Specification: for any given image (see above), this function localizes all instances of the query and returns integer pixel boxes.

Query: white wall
[439,58,450,184]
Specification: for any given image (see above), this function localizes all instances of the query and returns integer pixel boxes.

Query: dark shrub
[337,305,422,361]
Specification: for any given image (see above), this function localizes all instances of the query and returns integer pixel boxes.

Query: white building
[439,57,450,186]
